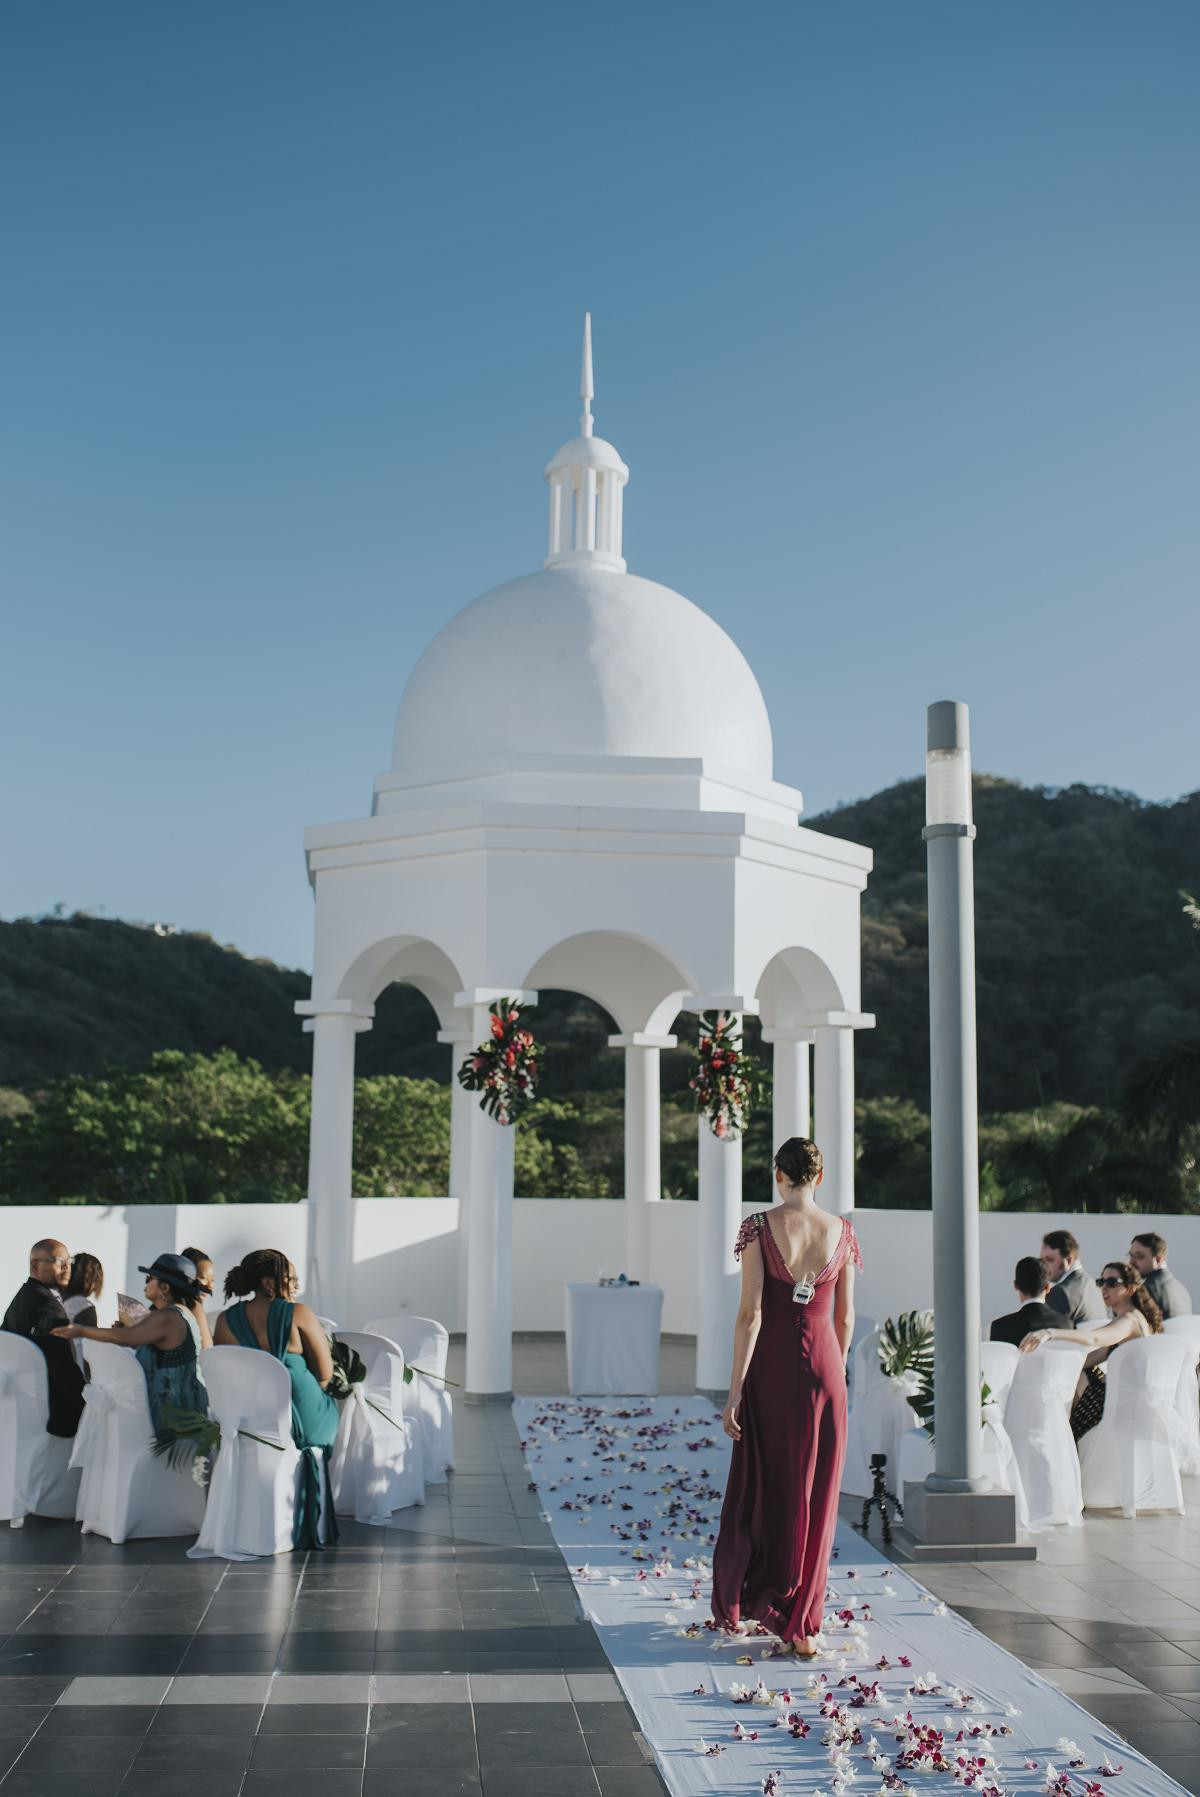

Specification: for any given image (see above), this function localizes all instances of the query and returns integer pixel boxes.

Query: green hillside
[4,777,1197,1114]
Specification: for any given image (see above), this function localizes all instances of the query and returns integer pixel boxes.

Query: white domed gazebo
[298,318,874,1402]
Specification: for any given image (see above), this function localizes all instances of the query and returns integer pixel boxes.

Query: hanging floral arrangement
[689,1011,767,1140]
[457,998,541,1125]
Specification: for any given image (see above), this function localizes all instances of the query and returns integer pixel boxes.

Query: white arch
[522,929,696,1037]
[334,935,465,1030]
[754,945,846,1030]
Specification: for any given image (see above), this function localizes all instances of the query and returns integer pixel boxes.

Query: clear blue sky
[3,1,1197,973]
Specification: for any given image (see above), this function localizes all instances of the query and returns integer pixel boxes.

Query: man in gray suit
[1041,1229,1107,1328]
[1129,1232,1192,1320]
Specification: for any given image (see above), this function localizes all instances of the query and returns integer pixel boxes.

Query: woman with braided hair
[215,1249,340,1548]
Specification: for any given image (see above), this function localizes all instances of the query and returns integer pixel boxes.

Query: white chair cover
[1003,1342,1084,1531]
[1079,1335,1194,1517]
[315,1315,340,1335]
[329,1330,424,1524]
[1163,1329,1200,1475]
[841,1328,922,1498]
[69,1343,205,1544]
[980,1400,1028,1530]
[845,1314,876,1407]
[188,1346,301,1560]
[365,1315,453,1482]
[979,1341,1020,1414]
[0,1333,81,1525]
[1163,1316,1200,1340]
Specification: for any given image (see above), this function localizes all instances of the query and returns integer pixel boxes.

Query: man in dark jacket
[990,1257,1064,1348]
[2,1239,85,1436]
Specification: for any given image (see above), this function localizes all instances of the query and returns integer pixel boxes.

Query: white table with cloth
[564,1283,664,1395]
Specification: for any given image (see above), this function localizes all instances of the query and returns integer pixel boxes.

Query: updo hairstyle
[773,1137,824,1189]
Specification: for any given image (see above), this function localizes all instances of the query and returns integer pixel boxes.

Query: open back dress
[711,1210,862,1643]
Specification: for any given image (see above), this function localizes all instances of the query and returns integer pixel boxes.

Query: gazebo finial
[580,311,594,439]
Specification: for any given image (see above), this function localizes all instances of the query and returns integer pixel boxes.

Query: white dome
[392,562,774,779]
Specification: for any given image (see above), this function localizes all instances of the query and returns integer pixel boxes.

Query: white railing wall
[1,1200,1196,1337]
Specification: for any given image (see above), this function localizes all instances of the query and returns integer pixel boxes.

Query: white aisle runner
[515,1396,1185,1797]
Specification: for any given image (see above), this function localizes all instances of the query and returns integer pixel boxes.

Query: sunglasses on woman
[1096,1276,1124,1289]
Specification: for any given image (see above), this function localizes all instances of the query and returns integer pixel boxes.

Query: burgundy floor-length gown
[711,1210,862,1643]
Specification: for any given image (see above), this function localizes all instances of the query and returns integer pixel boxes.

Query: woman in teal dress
[214,1248,340,1549]
[53,1251,208,1436]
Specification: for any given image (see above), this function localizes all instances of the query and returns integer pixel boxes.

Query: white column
[438,1028,473,1334]
[696,1118,743,1398]
[596,471,611,556]
[814,1025,855,1215]
[547,479,560,557]
[763,1029,812,1199]
[297,1000,374,1325]
[456,987,537,1402]
[608,1032,676,1283]
[578,467,597,550]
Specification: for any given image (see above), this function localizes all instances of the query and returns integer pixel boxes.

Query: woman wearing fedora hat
[53,1252,208,1435]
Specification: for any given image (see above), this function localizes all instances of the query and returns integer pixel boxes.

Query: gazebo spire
[545,312,630,572]
[580,311,595,439]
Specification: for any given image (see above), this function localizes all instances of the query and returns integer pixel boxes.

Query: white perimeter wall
[2,1200,1195,1336]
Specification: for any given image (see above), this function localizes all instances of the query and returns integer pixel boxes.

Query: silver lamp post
[923,700,987,1495]
[895,702,1030,1558]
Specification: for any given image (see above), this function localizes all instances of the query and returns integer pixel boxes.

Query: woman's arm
[294,1303,334,1387]
[833,1258,856,1364]
[722,1244,764,1441]
[1020,1315,1134,1354]
[52,1310,182,1349]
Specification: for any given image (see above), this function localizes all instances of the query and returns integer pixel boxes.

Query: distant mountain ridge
[3,775,1197,1113]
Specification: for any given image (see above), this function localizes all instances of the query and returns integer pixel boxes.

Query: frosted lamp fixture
[925,700,973,826]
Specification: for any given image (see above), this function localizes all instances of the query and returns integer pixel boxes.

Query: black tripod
[855,1452,903,1546]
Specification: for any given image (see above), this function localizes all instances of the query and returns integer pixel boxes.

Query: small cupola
[544,313,629,572]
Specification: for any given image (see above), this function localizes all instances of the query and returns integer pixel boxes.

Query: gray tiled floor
[4,1336,1198,1793]
[0,1345,666,1797]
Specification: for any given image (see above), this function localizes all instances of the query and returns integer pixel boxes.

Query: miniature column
[457,987,537,1403]
[608,1031,676,1282]
[296,997,375,1325]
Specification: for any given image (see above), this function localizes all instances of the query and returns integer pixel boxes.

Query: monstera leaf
[877,1310,935,1385]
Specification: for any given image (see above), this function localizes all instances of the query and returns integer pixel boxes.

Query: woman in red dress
[711,1136,861,1656]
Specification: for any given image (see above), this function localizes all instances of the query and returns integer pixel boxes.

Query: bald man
[2,1239,85,1436]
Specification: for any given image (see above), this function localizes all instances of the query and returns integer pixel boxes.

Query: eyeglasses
[1096,1276,1124,1289]
[33,1255,70,1268]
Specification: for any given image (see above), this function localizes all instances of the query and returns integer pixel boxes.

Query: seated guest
[990,1257,1062,1347]
[63,1253,104,1328]
[180,1245,216,1348]
[1129,1232,1192,1321]
[53,1253,207,1436]
[215,1249,339,1549]
[1021,1259,1161,1439]
[1041,1229,1107,1328]
[2,1240,85,1436]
